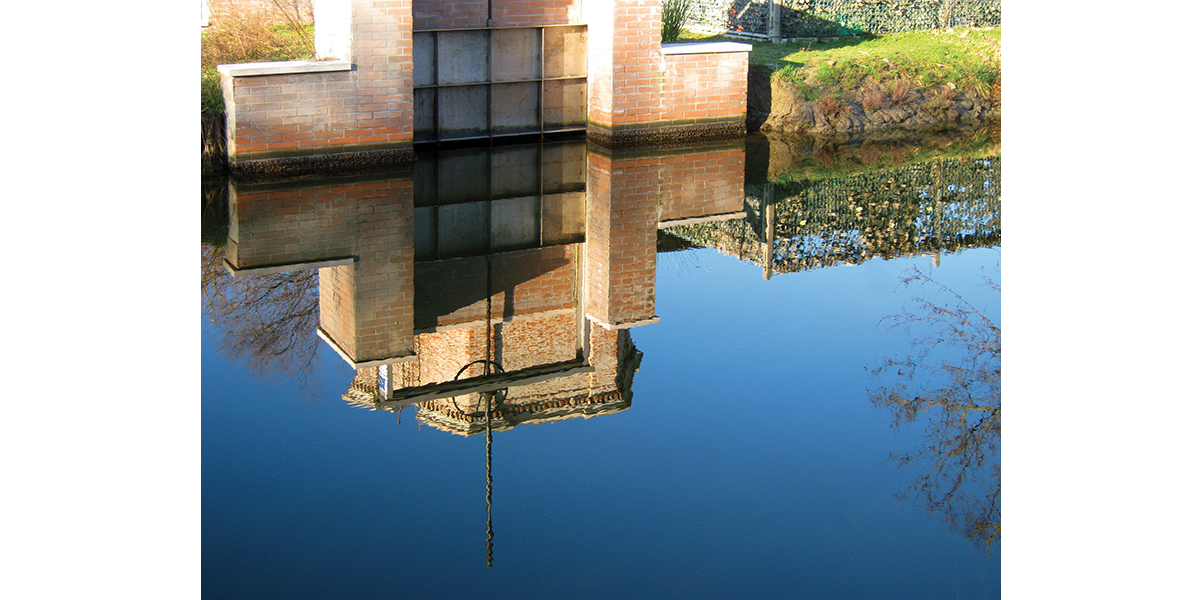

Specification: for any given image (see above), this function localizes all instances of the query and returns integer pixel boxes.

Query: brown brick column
[584,148,659,329]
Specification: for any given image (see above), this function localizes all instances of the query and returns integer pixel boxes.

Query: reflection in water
[870,266,1001,550]
[666,154,1000,277]
[207,137,749,565]
[201,131,1001,569]
[201,244,321,386]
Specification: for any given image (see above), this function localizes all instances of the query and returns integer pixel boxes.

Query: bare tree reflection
[201,244,322,386]
[870,264,1000,551]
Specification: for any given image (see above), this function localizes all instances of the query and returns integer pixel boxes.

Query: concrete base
[586,120,746,149]
[230,145,417,181]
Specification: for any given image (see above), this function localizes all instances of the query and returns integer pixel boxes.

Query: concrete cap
[217,60,353,77]
[661,42,754,55]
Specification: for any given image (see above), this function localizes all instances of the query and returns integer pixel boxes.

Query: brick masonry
[226,175,416,364]
[221,0,415,169]
[585,0,750,144]
[585,142,745,327]
[225,140,746,429]
[219,0,750,168]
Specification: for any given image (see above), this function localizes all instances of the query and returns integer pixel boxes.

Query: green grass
[201,22,316,116]
[680,27,1001,103]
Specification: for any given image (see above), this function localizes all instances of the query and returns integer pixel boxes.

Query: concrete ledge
[316,327,417,370]
[587,314,660,330]
[217,60,353,77]
[224,257,355,278]
[661,42,753,55]
[659,211,747,229]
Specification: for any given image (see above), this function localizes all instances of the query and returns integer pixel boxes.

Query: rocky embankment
[748,65,1000,136]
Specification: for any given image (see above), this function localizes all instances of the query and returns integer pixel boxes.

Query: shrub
[200,12,315,116]
[661,0,692,44]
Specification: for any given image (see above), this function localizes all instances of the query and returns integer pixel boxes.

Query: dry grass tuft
[861,85,887,112]
[818,95,846,118]
[930,84,957,103]
[889,76,912,104]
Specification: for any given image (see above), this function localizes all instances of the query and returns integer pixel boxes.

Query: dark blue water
[203,136,1000,599]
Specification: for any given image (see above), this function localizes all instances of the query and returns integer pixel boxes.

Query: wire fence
[685,0,1001,40]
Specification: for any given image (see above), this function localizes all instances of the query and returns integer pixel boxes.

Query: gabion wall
[687,0,1001,38]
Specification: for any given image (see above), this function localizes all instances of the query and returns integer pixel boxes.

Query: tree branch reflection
[201,244,322,386]
[870,264,1000,551]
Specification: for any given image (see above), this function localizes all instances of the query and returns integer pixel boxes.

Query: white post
[378,364,394,400]
[769,0,782,44]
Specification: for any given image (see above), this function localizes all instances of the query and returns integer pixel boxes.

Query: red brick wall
[584,143,746,326]
[222,0,414,162]
[586,0,750,135]
[586,0,661,129]
[397,318,620,404]
[585,150,658,328]
[221,0,751,163]
[320,263,360,358]
[655,146,746,221]
[415,244,579,330]
[660,50,749,124]
[226,175,416,364]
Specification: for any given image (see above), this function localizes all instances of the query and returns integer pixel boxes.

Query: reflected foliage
[668,153,999,274]
[870,265,1000,550]
[202,245,321,384]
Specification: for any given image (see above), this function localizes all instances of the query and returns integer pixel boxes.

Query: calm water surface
[202,130,1000,599]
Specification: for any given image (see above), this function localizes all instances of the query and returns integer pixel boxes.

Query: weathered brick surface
[584,150,657,327]
[654,146,746,221]
[388,319,625,413]
[660,50,749,124]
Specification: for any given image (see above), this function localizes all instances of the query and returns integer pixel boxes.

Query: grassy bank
[682,27,1001,106]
